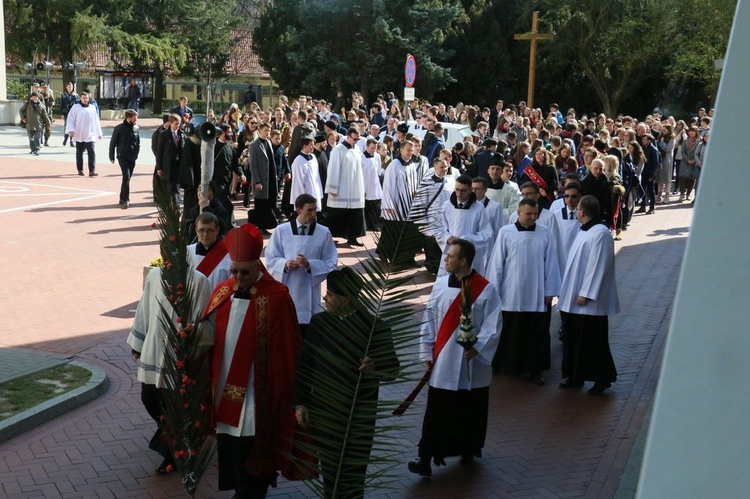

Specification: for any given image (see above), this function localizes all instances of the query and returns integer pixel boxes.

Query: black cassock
[294,310,398,499]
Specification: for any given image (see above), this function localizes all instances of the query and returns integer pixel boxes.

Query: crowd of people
[121,90,707,498]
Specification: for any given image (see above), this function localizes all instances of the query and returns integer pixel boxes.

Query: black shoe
[408,460,432,477]
[119,200,129,209]
[156,459,174,475]
[32,151,39,156]
[530,373,545,386]
[78,171,85,176]
[635,207,646,214]
[44,140,49,147]
[89,172,98,177]
[588,381,612,395]
[347,239,364,247]
[646,209,655,215]
[459,454,475,465]
[559,378,584,388]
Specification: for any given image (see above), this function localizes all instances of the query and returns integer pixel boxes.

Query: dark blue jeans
[118,157,136,202]
[75,141,96,173]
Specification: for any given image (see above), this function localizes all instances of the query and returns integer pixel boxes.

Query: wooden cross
[514,11,553,109]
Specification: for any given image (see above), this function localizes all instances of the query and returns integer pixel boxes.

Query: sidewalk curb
[0,361,109,445]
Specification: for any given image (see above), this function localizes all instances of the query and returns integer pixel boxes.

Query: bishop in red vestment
[202,223,301,498]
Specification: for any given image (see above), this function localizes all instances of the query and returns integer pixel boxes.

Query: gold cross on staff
[514,11,553,109]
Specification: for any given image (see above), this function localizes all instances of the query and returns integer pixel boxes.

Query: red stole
[433,273,489,362]
[525,165,556,201]
[195,240,228,278]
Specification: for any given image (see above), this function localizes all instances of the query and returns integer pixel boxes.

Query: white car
[405,121,472,149]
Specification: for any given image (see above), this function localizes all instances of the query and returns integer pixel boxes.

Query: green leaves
[152,180,215,497]
[291,172,429,496]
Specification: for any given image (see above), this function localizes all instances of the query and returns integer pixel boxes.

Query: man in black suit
[155,113,183,206]
[248,122,278,233]
[489,100,504,134]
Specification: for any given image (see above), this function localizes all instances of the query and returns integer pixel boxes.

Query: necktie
[571,210,576,220]
[458,203,464,209]
[173,131,178,147]
[300,225,307,235]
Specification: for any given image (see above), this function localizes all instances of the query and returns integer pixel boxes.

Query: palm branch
[152,181,215,496]
[290,160,434,497]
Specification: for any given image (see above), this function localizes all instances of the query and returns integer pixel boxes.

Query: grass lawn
[0,364,91,421]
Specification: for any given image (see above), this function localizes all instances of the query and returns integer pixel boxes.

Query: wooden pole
[514,11,553,109]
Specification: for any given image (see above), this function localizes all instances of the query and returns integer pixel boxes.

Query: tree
[253,0,465,103]
[436,0,527,107]
[664,0,737,111]
[538,0,670,116]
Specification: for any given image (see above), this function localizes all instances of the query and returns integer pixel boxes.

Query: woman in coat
[656,124,675,204]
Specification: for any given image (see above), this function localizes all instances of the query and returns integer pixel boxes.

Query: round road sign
[405,55,417,88]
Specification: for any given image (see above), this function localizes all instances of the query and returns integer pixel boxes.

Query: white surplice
[127,267,212,387]
[431,197,493,275]
[325,143,365,209]
[419,275,502,390]
[487,223,561,312]
[264,221,338,324]
[381,157,418,220]
[486,181,521,223]
[362,153,383,201]
[551,207,583,274]
[557,223,619,316]
[290,153,323,212]
[187,242,232,290]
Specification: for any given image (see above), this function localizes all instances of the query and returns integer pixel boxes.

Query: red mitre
[225,223,263,262]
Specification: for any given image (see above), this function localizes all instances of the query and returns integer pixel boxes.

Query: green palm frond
[153,181,215,497]
[290,162,434,497]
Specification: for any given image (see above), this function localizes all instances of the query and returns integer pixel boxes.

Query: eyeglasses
[229,268,254,276]
[564,194,579,199]
[250,122,258,125]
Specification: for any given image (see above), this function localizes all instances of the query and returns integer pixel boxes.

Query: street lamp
[64,62,86,89]
[23,63,35,93]
[36,61,54,85]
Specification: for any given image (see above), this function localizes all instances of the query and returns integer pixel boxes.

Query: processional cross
[514,11,553,109]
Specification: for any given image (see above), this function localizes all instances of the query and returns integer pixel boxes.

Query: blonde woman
[602,155,625,239]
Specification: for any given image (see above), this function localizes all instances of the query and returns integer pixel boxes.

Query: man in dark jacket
[636,134,661,215]
[581,158,614,228]
[155,114,184,206]
[213,124,245,214]
[109,110,141,208]
[19,92,51,156]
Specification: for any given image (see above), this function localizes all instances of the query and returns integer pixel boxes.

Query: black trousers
[75,141,96,173]
[117,157,136,202]
[140,383,173,463]
[216,434,277,498]
[640,176,656,211]
[418,387,489,462]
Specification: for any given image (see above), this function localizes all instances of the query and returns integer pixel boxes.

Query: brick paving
[0,121,693,498]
